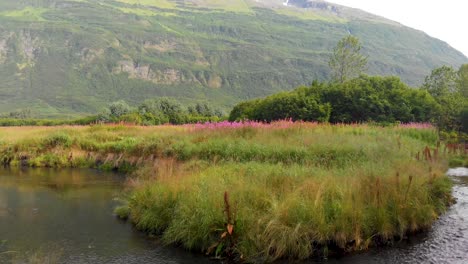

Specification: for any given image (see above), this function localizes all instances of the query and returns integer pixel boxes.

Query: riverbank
[0,122,456,262]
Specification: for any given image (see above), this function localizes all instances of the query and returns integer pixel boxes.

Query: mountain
[0,0,466,117]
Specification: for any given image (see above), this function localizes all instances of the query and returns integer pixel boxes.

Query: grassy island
[0,122,456,262]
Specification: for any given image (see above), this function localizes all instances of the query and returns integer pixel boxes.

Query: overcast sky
[326,0,468,57]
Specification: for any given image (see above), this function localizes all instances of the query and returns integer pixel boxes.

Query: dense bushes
[230,76,440,124]
[98,97,225,125]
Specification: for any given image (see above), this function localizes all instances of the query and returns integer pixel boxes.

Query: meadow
[0,121,458,262]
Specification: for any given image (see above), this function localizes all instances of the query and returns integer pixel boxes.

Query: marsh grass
[125,160,451,262]
[0,122,457,262]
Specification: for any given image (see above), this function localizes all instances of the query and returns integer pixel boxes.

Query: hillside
[0,0,466,117]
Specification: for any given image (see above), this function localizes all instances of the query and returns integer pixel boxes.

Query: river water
[0,168,210,264]
[0,167,467,263]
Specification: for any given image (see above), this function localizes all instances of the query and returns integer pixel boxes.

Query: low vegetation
[0,122,458,262]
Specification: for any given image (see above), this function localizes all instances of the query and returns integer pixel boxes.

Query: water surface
[0,168,210,264]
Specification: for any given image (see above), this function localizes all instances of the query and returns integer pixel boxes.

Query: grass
[449,154,468,167]
[0,122,457,262]
[195,0,253,13]
[275,8,347,23]
[117,7,158,16]
[0,7,48,21]
[115,0,177,9]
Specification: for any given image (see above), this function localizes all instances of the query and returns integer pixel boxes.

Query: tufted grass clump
[125,160,451,262]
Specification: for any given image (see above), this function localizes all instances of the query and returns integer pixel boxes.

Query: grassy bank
[0,122,457,262]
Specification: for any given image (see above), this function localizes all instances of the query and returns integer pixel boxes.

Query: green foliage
[230,90,331,122]
[422,65,468,132]
[108,100,132,118]
[323,76,440,123]
[230,76,439,124]
[189,102,221,117]
[43,133,72,148]
[329,35,368,83]
[459,64,468,97]
[0,109,32,119]
[423,66,459,97]
[115,205,130,220]
[93,97,226,125]
[449,155,468,167]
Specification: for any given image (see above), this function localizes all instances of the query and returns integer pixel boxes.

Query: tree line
[230,35,468,134]
[0,98,225,126]
[97,97,224,125]
[229,67,467,133]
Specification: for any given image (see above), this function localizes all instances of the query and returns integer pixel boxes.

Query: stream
[0,167,467,263]
[0,168,210,264]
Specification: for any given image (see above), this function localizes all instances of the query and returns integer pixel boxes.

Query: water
[0,168,210,264]
[1,167,468,263]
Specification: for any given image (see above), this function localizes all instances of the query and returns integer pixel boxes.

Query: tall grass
[0,122,457,262]
[126,161,451,262]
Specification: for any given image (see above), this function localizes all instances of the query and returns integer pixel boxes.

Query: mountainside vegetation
[0,0,466,117]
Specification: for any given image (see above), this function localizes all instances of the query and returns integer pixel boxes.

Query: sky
[326,0,468,57]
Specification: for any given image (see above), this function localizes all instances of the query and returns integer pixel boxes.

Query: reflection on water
[0,168,210,264]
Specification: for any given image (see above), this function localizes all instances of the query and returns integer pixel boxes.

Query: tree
[195,102,214,117]
[458,64,468,98]
[329,35,368,83]
[138,97,186,124]
[457,65,468,133]
[422,65,465,131]
[422,66,458,98]
[229,76,439,124]
[108,100,131,118]
[8,108,32,119]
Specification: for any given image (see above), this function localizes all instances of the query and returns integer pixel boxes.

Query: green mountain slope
[0,0,466,117]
